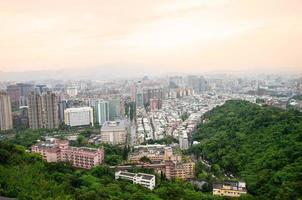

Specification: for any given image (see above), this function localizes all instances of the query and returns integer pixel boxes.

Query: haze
[1,0,302,74]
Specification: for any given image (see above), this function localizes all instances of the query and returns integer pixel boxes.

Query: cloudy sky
[0,0,301,74]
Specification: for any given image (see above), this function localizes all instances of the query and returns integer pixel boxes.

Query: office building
[96,100,109,125]
[100,120,128,145]
[64,107,94,127]
[109,98,124,120]
[31,139,104,169]
[0,91,13,131]
[213,181,247,197]
[58,100,67,123]
[115,171,156,190]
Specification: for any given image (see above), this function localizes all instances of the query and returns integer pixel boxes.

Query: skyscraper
[96,100,109,126]
[0,91,13,131]
[28,91,59,129]
[28,91,43,129]
[42,91,59,129]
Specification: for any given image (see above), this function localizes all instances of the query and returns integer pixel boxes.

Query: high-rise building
[179,130,189,150]
[108,98,124,120]
[6,83,34,108]
[64,107,94,127]
[96,100,109,126]
[186,75,208,93]
[42,91,59,129]
[58,100,67,123]
[28,91,43,129]
[0,91,13,131]
[135,91,144,108]
[28,91,59,129]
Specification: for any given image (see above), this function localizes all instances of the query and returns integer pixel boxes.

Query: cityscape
[0,0,302,200]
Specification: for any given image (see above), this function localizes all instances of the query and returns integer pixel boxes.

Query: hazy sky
[0,0,301,74]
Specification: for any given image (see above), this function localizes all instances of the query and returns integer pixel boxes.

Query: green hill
[191,100,302,199]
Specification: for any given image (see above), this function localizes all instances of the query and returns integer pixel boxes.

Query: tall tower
[42,91,59,129]
[28,91,43,129]
[0,91,13,131]
[96,100,109,126]
[28,91,59,129]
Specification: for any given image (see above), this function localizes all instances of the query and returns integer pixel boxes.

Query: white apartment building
[115,171,156,190]
[64,107,94,127]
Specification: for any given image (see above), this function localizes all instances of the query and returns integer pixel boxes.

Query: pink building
[31,139,104,169]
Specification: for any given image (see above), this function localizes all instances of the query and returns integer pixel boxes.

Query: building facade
[213,181,247,197]
[0,91,13,131]
[28,91,59,129]
[64,107,94,127]
[115,171,156,190]
[31,139,104,169]
[96,100,109,126]
[100,121,128,145]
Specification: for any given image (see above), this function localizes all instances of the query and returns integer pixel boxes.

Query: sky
[0,0,301,74]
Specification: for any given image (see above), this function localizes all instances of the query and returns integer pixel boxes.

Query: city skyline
[1,0,302,74]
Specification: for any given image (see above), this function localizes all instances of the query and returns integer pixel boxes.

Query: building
[6,83,34,107]
[164,160,195,180]
[42,91,59,129]
[31,139,104,169]
[186,75,208,93]
[128,144,173,163]
[108,98,124,121]
[28,91,59,129]
[12,106,29,128]
[66,86,78,97]
[0,91,13,131]
[115,171,156,190]
[179,131,189,150]
[64,107,94,127]
[213,181,247,197]
[28,91,43,129]
[58,99,67,123]
[135,91,144,107]
[100,121,128,145]
[95,100,109,125]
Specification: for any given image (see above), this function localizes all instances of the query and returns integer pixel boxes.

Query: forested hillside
[191,100,302,199]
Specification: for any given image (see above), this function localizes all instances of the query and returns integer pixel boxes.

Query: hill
[191,100,302,199]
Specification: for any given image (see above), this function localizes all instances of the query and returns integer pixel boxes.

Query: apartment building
[31,139,104,169]
[0,91,13,131]
[164,160,195,180]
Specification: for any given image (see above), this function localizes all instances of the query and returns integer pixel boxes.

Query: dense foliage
[191,100,302,199]
[0,142,221,200]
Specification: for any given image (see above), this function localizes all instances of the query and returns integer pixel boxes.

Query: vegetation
[190,100,302,199]
[0,142,220,200]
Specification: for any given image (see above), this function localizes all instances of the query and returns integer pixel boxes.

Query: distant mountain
[192,100,302,199]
